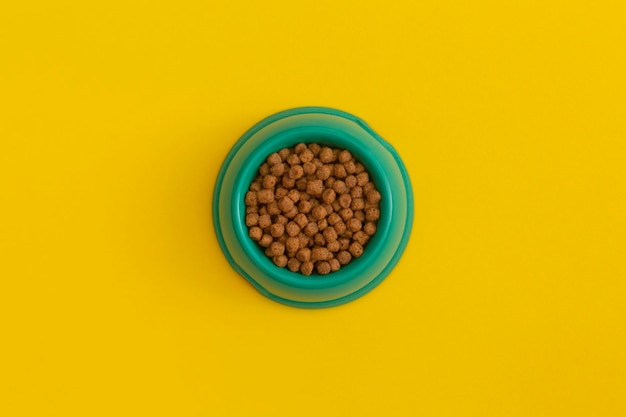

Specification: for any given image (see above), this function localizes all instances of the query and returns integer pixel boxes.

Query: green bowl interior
[232,128,394,290]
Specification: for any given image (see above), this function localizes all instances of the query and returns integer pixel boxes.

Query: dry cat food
[244,143,381,276]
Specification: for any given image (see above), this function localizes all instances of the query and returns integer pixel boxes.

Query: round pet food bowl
[213,107,414,308]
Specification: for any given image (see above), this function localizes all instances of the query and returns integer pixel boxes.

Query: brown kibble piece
[338,150,352,163]
[259,163,270,176]
[246,213,259,227]
[331,200,341,212]
[333,164,347,178]
[303,161,317,175]
[339,238,350,251]
[245,191,257,206]
[327,240,340,253]
[347,218,362,232]
[322,188,336,204]
[308,143,321,156]
[366,190,382,204]
[312,205,327,220]
[338,194,352,209]
[349,242,364,258]
[287,189,300,203]
[325,177,336,188]
[315,165,332,180]
[273,255,288,268]
[363,221,377,236]
[337,250,352,265]
[268,241,285,256]
[351,197,365,211]
[262,175,277,189]
[285,221,300,237]
[298,233,310,249]
[319,147,333,163]
[267,153,282,166]
[275,187,288,200]
[278,196,294,212]
[259,234,273,248]
[296,177,308,191]
[281,175,296,188]
[298,200,312,214]
[323,227,338,242]
[317,218,328,231]
[296,247,311,262]
[270,163,285,176]
[332,180,347,194]
[356,172,369,186]
[300,261,314,276]
[311,247,330,262]
[248,226,262,241]
[353,231,370,246]
[299,149,314,163]
[246,205,258,214]
[329,258,341,272]
[294,213,308,228]
[258,214,271,229]
[306,179,324,196]
[270,223,285,238]
[284,207,299,219]
[333,221,347,235]
[278,148,290,160]
[351,186,363,198]
[365,207,380,221]
[339,208,353,222]
[314,233,326,246]
[257,189,274,204]
[354,210,365,222]
[363,182,375,194]
[288,165,304,179]
[316,261,331,275]
[276,215,288,225]
[249,181,262,192]
[286,237,300,253]
[287,257,301,272]
[303,222,318,236]
[286,153,300,166]
[345,175,357,188]
[355,162,365,173]
[344,160,356,174]
[267,201,281,215]
[294,143,307,154]
[327,212,341,226]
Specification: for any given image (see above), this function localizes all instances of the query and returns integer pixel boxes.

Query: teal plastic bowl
[213,107,413,308]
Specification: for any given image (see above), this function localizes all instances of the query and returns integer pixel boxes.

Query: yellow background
[1,1,625,416]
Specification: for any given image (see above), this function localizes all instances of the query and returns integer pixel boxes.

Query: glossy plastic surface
[213,107,413,308]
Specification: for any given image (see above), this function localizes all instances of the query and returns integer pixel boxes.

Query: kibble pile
[244,143,381,276]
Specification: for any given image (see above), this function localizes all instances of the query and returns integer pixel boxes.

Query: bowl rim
[213,107,414,308]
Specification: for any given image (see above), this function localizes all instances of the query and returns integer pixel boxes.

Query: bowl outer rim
[213,106,414,308]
